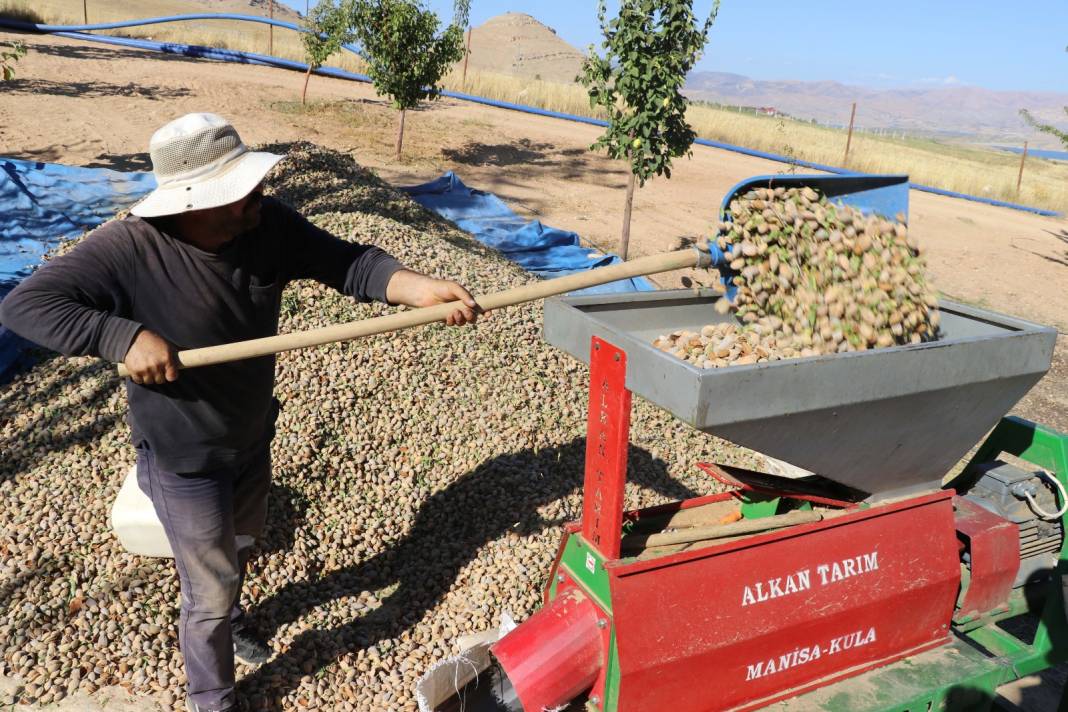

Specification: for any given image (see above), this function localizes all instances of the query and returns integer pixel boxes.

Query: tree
[580,0,719,259]
[1,41,25,82]
[300,0,353,105]
[349,0,469,160]
[1020,107,1068,148]
[1019,46,1068,149]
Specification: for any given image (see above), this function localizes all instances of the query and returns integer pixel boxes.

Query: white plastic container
[110,465,175,558]
[110,465,255,558]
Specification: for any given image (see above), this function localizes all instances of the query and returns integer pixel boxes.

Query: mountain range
[467,14,1066,148]
[684,71,1068,146]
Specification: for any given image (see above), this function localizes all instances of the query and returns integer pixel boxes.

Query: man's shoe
[233,627,273,665]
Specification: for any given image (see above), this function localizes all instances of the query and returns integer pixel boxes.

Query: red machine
[444,329,1068,712]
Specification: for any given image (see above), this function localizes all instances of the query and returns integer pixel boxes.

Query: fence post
[268,0,274,56]
[83,0,88,24]
[843,101,856,164]
[1016,141,1028,196]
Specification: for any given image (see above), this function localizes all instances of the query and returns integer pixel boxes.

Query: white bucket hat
[130,113,283,218]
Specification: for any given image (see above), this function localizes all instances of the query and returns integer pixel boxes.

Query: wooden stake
[622,509,823,550]
[843,101,856,164]
[462,26,472,89]
[396,108,406,161]
[1016,141,1029,196]
[82,0,88,24]
[621,172,636,261]
[268,0,274,56]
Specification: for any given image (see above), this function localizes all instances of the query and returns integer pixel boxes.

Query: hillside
[685,71,1068,148]
[466,12,585,84]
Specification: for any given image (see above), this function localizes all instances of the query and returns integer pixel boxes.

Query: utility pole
[462,26,472,88]
[1016,141,1029,196]
[268,0,274,56]
[843,101,856,165]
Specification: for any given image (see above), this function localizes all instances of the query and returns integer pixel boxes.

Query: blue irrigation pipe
[0,14,363,56]
[0,15,1059,218]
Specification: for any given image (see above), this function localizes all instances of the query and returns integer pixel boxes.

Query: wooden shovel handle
[116,248,709,378]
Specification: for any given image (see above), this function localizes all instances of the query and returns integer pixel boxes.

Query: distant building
[757,107,780,117]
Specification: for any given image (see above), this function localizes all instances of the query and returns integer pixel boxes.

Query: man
[0,113,482,712]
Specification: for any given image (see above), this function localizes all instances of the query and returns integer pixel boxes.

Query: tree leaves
[1,41,26,83]
[579,0,720,187]
[348,0,466,112]
[302,0,354,71]
[1018,47,1068,149]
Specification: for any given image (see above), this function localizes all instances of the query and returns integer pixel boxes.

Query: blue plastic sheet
[0,158,155,379]
[400,172,656,295]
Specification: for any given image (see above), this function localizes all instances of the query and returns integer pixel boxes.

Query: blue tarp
[0,158,155,378]
[401,172,657,294]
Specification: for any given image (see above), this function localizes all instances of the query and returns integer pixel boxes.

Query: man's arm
[0,224,178,385]
[278,201,482,325]
[0,225,144,364]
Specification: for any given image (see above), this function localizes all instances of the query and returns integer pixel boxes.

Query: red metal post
[582,337,631,560]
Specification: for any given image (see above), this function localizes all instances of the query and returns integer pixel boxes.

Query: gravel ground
[0,143,754,711]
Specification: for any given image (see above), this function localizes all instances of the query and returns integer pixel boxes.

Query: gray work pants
[136,444,271,711]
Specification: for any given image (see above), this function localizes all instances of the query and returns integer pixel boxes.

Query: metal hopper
[543,290,1055,500]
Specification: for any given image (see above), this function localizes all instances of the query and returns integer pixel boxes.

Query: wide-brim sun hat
[130,112,283,218]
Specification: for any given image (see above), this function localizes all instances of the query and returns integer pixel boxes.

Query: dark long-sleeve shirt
[0,197,403,472]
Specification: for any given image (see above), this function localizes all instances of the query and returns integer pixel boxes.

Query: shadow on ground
[237,438,697,710]
[5,77,191,100]
[22,37,235,65]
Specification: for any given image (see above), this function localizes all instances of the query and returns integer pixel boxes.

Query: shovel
[116,247,716,377]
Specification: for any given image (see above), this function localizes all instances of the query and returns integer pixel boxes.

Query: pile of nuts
[0,142,756,711]
[656,185,940,368]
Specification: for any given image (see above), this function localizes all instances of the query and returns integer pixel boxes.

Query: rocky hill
[467,12,585,84]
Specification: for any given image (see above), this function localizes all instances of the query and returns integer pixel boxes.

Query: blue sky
[276,1,1068,93]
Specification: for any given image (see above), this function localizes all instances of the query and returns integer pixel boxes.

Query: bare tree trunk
[396,109,407,161]
[462,27,472,89]
[301,66,312,105]
[620,172,636,260]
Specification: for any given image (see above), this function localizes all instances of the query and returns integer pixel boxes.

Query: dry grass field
[444,70,1068,213]
[3,0,1066,213]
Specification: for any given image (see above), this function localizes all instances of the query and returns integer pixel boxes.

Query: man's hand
[385,270,485,326]
[123,329,180,385]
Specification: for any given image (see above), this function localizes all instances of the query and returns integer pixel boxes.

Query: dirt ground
[1,30,1066,710]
